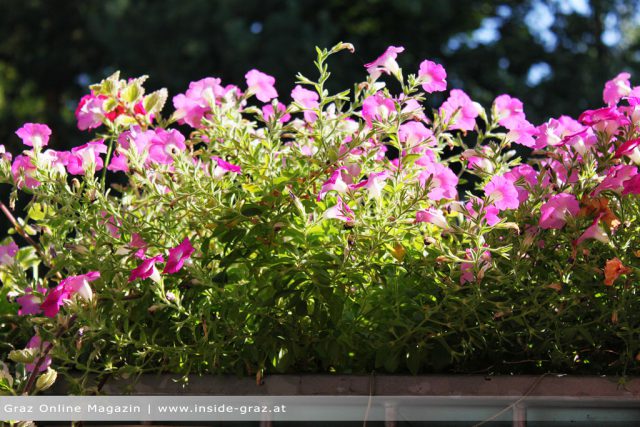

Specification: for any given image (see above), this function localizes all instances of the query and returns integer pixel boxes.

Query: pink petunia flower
[575,214,610,245]
[172,77,239,128]
[614,137,640,160]
[0,241,18,265]
[163,238,195,274]
[108,126,155,172]
[65,141,108,175]
[323,196,355,224]
[462,147,494,173]
[291,85,319,122]
[147,129,186,165]
[40,272,100,317]
[418,60,447,93]
[11,154,40,189]
[622,174,640,195]
[245,69,278,103]
[59,271,100,302]
[16,286,46,316]
[460,249,492,285]
[365,46,405,80]
[318,168,349,200]
[75,94,107,131]
[493,95,526,130]
[592,165,638,196]
[16,123,52,149]
[398,121,434,148]
[130,233,148,258]
[539,193,580,229]
[415,208,450,229]
[440,89,481,132]
[484,175,520,211]
[465,199,501,226]
[578,106,629,135]
[25,335,51,373]
[350,170,391,199]
[129,255,164,282]
[505,120,538,148]
[262,102,291,123]
[99,211,121,239]
[418,162,458,201]
[361,93,396,127]
[504,164,538,204]
[211,156,242,178]
[603,72,631,106]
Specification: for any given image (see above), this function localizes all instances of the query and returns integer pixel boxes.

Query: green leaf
[143,89,168,114]
[241,204,264,217]
[27,202,47,221]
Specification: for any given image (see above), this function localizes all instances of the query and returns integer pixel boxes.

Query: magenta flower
[16,286,46,316]
[484,175,520,211]
[462,147,494,173]
[614,137,640,159]
[504,164,538,204]
[148,129,186,165]
[493,95,526,130]
[365,45,405,80]
[579,106,629,135]
[534,115,584,149]
[398,121,434,148]
[575,214,610,246]
[418,162,458,201]
[15,123,52,149]
[465,200,501,226]
[440,89,481,132]
[318,168,349,200]
[40,284,72,318]
[506,120,537,148]
[130,233,148,258]
[172,77,238,128]
[65,141,108,175]
[418,60,447,93]
[262,102,291,123]
[163,238,195,274]
[75,94,107,130]
[59,271,100,302]
[108,127,155,172]
[11,154,40,189]
[211,156,242,178]
[99,211,121,239]
[245,69,278,103]
[0,241,18,265]
[361,93,396,127]
[539,193,580,229]
[323,196,355,224]
[622,174,640,195]
[291,85,319,122]
[460,249,492,285]
[415,208,449,229]
[593,165,638,196]
[350,170,391,199]
[129,255,164,282]
[173,94,209,128]
[25,335,51,373]
[40,272,100,317]
[603,72,631,106]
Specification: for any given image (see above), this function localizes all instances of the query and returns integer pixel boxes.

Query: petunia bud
[35,368,57,392]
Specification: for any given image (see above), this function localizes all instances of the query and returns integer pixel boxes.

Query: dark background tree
[0,0,639,152]
[0,0,640,166]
